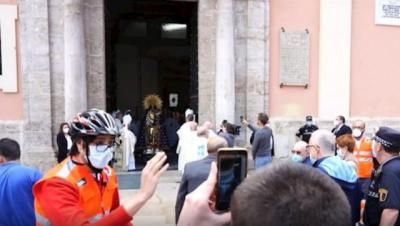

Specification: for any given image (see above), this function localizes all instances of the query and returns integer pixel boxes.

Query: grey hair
[311,130,336,153]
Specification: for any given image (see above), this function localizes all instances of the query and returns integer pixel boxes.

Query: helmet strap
[83,137,103,174]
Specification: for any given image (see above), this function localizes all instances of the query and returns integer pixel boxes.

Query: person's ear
[316,147,321,157]
[0,156,6,164]
[76,138,87,154]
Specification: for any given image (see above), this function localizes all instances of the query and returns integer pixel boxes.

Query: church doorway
[105,0,198,169]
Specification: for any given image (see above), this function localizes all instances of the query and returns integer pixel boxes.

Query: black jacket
[175,155,216,223]
[56,133,69,163]
[331,124,352,138]
[296,124,319,143]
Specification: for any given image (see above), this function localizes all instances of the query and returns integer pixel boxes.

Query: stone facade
[4,0,106,170]
[198,0,269,146]
[3,0,400,171]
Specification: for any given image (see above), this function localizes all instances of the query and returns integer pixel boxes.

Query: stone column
[198,0,217,124]
[84,0,106,110]
[64,0,87,120]
[215,0,235,124]
[246,0,267,123]
[19,0,55,170]
[318,0,352,119]
[48,0,65,145]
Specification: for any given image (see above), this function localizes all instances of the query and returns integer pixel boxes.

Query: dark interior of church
[105,0,198,119]
[105,0,198,169]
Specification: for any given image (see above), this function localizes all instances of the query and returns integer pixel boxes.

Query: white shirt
[65,134,72,150]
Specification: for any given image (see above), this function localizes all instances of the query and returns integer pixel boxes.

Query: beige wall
[0,0,23,120]
[351,0,400,117]
[269,0,320,118]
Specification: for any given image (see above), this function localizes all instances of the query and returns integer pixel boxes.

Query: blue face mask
[291,154,304,163]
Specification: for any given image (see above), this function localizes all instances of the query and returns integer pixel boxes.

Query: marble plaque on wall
[376,0,400,26]
[279,30,310,87]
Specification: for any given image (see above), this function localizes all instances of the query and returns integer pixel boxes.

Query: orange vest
[34,158,118,226]
[354,137,374,178]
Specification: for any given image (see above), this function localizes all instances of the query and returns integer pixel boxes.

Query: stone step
[133,215,167,225]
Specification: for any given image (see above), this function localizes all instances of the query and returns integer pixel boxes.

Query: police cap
[306,115,312,121]
[374,126,400,149]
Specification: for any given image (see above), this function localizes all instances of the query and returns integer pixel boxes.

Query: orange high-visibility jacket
[354,137,374,178]
[34,158,118,226]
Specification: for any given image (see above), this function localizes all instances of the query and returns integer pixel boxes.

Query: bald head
[197,126,209,137]
[207,136,228,153]
[309,130,336,154]
[202,121,214,130]
[292,141,308,159]
[352,120,365,130]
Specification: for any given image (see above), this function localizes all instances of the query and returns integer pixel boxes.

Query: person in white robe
[177,109,195,169]
[177,121,198,173]
[122,114,136,171]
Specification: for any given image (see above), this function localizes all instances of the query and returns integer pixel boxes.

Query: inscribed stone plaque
[279,30,310,86]
[376,0,400,26]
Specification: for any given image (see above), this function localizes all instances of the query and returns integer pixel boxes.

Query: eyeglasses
[305,144,320,151]
[92,142,117,153]
[352,126,364,130]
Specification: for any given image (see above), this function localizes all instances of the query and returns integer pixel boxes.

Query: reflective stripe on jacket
[354,137,374,178]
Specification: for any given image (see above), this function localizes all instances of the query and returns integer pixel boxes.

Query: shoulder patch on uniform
[77,178,87,187]
[379,188,388,202]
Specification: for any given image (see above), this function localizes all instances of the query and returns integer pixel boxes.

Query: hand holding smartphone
[216,148,248,211]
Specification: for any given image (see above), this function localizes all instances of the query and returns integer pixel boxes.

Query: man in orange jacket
[352,120,375,224]
[34,109,169,226]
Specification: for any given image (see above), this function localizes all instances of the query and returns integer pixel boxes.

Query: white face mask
[63,128,70,134]
[306,121,312,126]
[333,120,340,127]
[88,144,114,169]
[337,148,346,159]
[372,140,379,158]
[309,153,317,165]
[352,129,363,138]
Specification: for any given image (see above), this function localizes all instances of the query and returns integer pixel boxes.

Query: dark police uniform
[364,157,400,226]
[364,127,400,226]
[296,116,318,143]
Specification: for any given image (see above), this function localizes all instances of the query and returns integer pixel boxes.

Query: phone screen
[216,149,247,211]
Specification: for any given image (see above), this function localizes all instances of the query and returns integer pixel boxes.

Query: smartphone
[216,148,248,211]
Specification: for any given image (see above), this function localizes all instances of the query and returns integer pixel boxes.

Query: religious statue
[137,94,169,155]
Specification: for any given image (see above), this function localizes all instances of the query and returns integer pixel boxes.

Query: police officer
[296,115,319,143]
[364,126,400,226]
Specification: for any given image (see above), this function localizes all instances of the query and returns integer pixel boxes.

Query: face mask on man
[291,154,304,163]
[372,140,380,158]
[333,120,340,127]
[352,128,363,138]
[88,144,114,169]
[337,148,346,159]
[309,153,317,165]
[63,128,70,134]
[306,121,312,127]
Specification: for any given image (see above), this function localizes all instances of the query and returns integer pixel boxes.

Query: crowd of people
[0,108,400,226]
